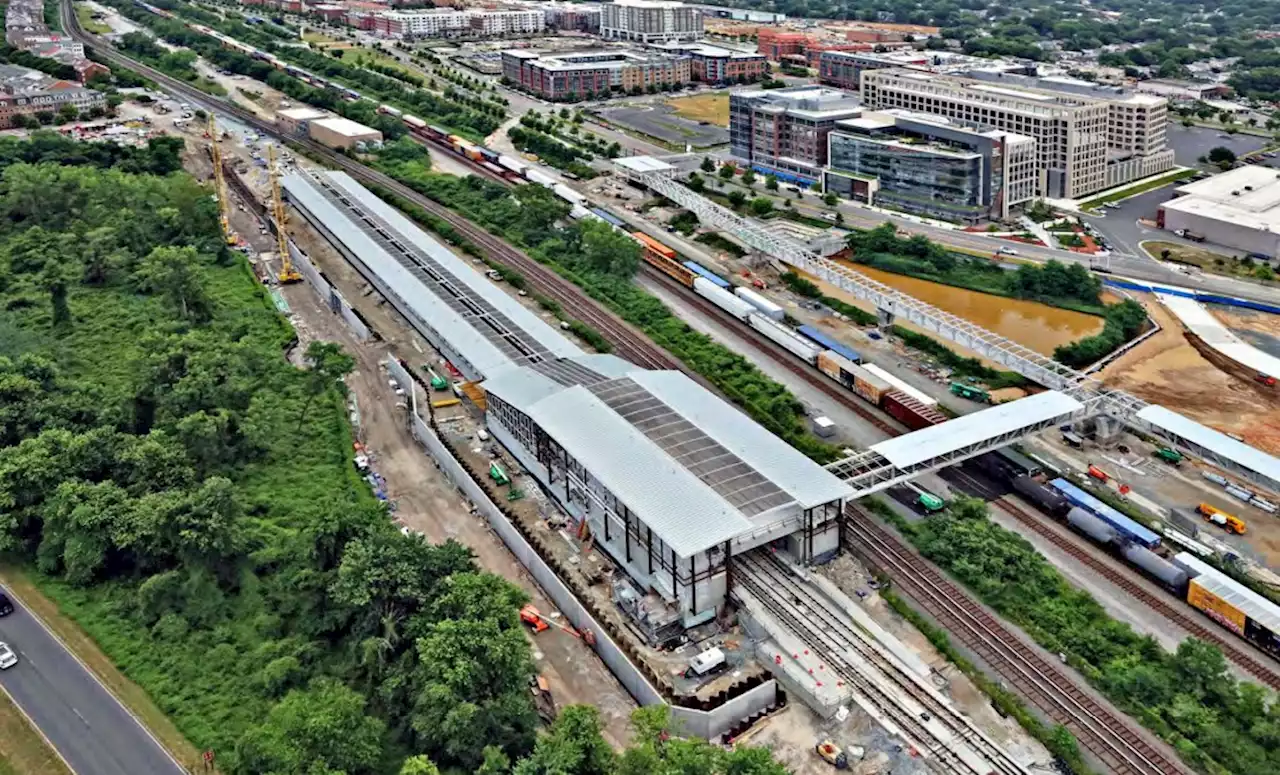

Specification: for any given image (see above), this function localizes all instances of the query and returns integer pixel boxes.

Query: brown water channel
[802,262,1106,356]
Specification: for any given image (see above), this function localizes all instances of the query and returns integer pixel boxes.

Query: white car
[997,246,1019,256]
[0,642,16,670]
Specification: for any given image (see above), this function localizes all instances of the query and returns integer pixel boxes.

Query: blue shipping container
[796,325,861,364]
[1049,478,1161,549]
[682,261,730,289]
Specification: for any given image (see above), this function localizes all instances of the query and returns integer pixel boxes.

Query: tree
[41,262,72,328]
[1208,146,1237,165]
[133,245,212,322]
[727,190,746,209]
[823,192,838,206]
[765,174,778,191]
[749,197,774,216]
[741,169,756,186]
[513,706,615,775]
[718,162,735,179]
[234,678,386,775]
[399,755,442,775]
[577,219,641,277]
[700,156,715,172]
[299,341,355,428]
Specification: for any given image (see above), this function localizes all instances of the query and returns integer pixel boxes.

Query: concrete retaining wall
[384,356,780,738]
[289,241,372,341]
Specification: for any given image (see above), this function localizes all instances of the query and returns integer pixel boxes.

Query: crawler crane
[269,144,301,283]
[207,115,236,246]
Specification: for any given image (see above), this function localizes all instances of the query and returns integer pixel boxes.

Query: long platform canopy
[871,391,1085,469]
[1137,404,1280,489]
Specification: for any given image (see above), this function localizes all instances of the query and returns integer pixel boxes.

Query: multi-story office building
[729,85,863,185]
[601,0,702,43]
[823,110,1037,222]
[963,70,1174,188]
[502,49,691,99]
[651,42,766,84]
[860,69,1112,199]
[818,50,1035,91]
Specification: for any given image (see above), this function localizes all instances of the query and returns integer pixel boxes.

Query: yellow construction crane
[208,115,235,246]
[269,144,301,284]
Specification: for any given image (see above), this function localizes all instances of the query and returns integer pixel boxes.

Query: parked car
[997,246,1019,256]
[0,642,16,670]
[0,592,11,617]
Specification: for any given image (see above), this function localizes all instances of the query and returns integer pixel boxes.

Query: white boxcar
[569,204,592,220]
[525,168,557,188]
[694,277,754,321]
[498,154,527,175]
[749,315,822,364]
[403,115,427,130]
[734,286,784,321]
[860,363,937,406]
[552,183,586,206]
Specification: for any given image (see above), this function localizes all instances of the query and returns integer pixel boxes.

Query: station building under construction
[282,170,853,628]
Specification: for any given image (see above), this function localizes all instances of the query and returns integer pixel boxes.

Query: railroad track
[735,551,1028,775]
[993,495,1280,689]
[64,7,676,373]
[641,267,905,438]
[842,507,1192,775]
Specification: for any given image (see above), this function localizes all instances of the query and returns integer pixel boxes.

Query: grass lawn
[73,3,111,34]
[1078,168,1197,210]
[666,92,730,127]
[301,29,338,44]
[343,47,422,78]
[1143,239,1276,282]
[0,678,72,775]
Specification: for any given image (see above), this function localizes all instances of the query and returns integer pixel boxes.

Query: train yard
[63,5,1280,774]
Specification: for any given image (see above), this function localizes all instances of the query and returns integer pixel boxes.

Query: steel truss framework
[617,164,1280,494]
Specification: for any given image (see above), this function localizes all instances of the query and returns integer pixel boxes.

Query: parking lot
[595,103,728,147]
[1167,123,1269,166]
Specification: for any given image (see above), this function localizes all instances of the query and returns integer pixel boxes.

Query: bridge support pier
[876,307,895,331]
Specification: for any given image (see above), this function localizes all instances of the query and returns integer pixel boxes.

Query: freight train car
[796,325,860,364]
[1048,478,1161,549]
[1010,475,1068,516]
[1067,507,1117,545]
[735,286,784,321]
[882,389,947,430]
[1123,544,1188,592]
[590,208,627,230]
[1174,553,1280,655]
[693,277,754,320]
[815,350,860,389]
[682,260,730,289]
[860,364,937,407]
[749,315,822,362]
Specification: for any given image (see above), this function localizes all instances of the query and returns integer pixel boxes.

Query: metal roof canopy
[1176,553,1280,636]
[1137,405,1280,490]
[529,385,753,558]
[615,156,676,175]
[288,171,581,379]
[871,391,1085,469]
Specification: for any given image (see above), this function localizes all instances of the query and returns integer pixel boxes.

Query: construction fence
[289,240,373,341]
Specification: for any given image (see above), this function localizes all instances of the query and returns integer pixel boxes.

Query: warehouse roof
[1136,405,1280,489]
[1161,166,1280,235]
[484,359,853,555]
[1175,552,1280,636]
[871,391,1084,469]
[277,107,328,121]
[282,171,581,380]
[310,116,381,139]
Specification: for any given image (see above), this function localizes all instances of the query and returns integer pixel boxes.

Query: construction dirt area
[665,92,731,127]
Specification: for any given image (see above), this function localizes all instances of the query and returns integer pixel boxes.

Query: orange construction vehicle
[1087,464,1110,483]
[520,605,589,640]
[1197,503,1247,534]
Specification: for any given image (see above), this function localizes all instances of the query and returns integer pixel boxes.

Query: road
[0,583,185,775]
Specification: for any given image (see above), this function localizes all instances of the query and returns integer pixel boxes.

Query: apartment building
[860,69,1111,199]
[502,49,690,99]
[729,85,863,185]
[375,9,469,37]
[0,64,106,127]
[4,0,106,83]
[823,110,1037,222]
[543,2,602,32]
[650,42,766,83]
[963,70,1175,188]
[601,0,702,43]
[818,50,1035,91]
[469,9,545,36]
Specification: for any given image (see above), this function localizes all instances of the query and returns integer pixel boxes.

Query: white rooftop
[310,116,381,138]
[1136,405,1280,489]
[616,155,676,174]
[870,391,1084,469]
[282,171,581,380]
[277,107,328,121]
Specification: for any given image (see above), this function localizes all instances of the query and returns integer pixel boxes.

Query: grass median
[0,684,71,775]
[0,568,207,773]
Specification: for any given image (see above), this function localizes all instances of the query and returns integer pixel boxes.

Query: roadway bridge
[615,160,1280,496]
